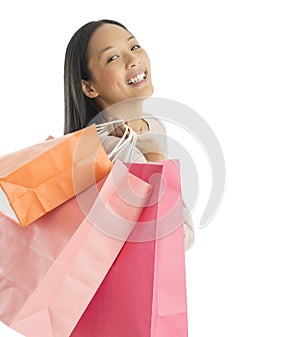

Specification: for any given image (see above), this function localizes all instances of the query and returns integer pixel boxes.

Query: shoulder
[142,113,167,135]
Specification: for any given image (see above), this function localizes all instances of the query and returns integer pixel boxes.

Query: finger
[107,118,116,136]
[115,123,127,137]
[108,120,126,138]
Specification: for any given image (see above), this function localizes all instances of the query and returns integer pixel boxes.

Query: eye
[131,44,141,51]
[107,55,119,63]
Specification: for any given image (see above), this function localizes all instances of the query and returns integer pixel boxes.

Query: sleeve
[183,205,195,251]
[142,115,168,154]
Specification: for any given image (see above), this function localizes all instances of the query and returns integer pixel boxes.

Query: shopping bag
[71,160,188,337]
[0,124,112,227]
[0,160,151,337]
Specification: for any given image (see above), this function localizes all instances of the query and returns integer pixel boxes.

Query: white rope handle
[95,120,138,163]
[95,119,123,136]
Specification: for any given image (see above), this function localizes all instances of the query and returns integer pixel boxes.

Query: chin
[143,84,154,97]
[132,87,154,101]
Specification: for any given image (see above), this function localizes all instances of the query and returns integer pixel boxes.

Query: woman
[64,19,194,250]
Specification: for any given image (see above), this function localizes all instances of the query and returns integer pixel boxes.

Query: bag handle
[95,120,138,163]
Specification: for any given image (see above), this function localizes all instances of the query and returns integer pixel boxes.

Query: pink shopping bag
[71,160,188,337]
[0,160,151,337]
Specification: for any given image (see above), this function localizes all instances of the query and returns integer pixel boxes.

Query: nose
[126,53,141,68]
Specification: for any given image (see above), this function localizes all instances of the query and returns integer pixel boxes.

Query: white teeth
[127,71,146,84]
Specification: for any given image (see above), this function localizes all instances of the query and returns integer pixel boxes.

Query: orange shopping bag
[0,125,112,226]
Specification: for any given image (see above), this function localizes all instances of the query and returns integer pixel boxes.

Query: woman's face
[83,24,154,109]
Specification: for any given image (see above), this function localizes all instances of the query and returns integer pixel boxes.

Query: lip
[126,69,148,86]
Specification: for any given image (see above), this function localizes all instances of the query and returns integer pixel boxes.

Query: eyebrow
[99,35,136,57]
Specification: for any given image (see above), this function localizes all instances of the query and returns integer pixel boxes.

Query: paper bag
[0,160,151,337]
[0,124,112,226]
[71,160,188,337]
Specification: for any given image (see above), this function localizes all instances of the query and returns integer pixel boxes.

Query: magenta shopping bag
[71,160,188,337]
[0,160,151,337]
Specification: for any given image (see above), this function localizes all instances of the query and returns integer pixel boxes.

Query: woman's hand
[106,117,130,138]
[105,116,165,162]
[135,132,165,162]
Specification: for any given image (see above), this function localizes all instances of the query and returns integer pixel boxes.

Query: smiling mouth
[126,71,147,85]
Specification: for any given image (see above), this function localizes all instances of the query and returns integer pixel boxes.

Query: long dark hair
[64,19,129,134]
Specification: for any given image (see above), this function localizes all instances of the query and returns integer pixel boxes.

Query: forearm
[139,141,194,251]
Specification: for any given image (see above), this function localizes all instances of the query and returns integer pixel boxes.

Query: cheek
[102,67,124,86]
[91,68,123,92]
[141,51,151,68]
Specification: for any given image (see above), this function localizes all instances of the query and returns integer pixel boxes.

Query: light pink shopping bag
[0,160,151,337]
[71,160,188,337]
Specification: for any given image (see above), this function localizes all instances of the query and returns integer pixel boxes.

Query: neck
[102,98,145,132]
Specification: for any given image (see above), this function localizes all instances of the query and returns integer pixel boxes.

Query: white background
[1,0,300,336]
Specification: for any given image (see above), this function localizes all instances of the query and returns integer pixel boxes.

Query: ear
[81,80,99,99]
